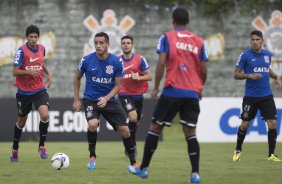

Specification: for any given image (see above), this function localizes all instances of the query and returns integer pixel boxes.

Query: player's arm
[234,68,262,80]
[73,57,86,111]
[134,56,152,81]
[269,68,282,89]
[43,65,52,88]
[73,71,83,112]
[151,34,167,99]
[12,66,41,76]
[234,67,248,80]
[199,43,208,85]
[131,69,152,81]
[141,69,152,81]
[200,62,207,85]
[151,52,166,99]
[97,77,123,108]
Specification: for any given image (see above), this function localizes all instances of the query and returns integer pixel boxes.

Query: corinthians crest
[83,9,135,56]
[252,10,282,60]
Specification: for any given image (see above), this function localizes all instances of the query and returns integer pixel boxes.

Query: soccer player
[233,30,282,162]
[10,25,52,162]
[73,32,137,170]
[127,7,208,184]
[119,35,152,156]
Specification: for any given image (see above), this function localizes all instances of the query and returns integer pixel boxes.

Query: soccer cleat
[87,157,96,170]
[10,149,19,163]
[127,162,140,174]
[38,146,48,159]
[267,154,281,162]
[189,172,201,184]
[233,150,241,161]
[128,163,148,179]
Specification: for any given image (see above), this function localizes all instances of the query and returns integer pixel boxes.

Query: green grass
[1,124,282,184]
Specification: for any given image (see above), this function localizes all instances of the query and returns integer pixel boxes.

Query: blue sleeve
[156,34,169,54]
[77,57,86,75]
[140,56,150,71]
[115,58,124,77]
[199,43,208,62]
[235,52,246,69]
[13,48,24,66]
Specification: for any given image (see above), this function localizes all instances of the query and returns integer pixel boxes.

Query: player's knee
[88,119,99,131]
[17,116,28,128]
[240,121,250,131]
[128,111,138,122]
[117,125,130,138]
[182,125,196,137]
[267,119,276,129]
[149,123,163,133]
[129,116,138,123]
[40,113,49,122]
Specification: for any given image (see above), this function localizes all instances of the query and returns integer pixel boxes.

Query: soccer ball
[50,153,70,170]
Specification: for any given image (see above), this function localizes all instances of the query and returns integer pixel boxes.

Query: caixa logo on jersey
[83,9,135,56]
[219,108,282,135]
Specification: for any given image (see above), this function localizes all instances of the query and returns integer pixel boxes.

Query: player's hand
[73,99,81,112]
[29,69,41,76]
[97,97,108,108]
[46,74,52,88]
[275,77,282,89]
[131,71,140,81]
[248,73,262,80]
[151,89,159,99]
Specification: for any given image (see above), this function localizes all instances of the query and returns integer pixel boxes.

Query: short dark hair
[95,32,109,42]
[121,35,133,44]
[250,30,263,39]
[26,25,40,37]
[172,7,189,25]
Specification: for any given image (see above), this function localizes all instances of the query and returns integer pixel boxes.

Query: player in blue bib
[233,30,282,162]
[73,32,137,170]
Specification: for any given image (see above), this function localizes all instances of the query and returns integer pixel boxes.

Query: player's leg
[11,93,32,162]
[132,98,144,156]
[119,96,139,156]
[233,120,250,161]
[11,116,28,162]
[128,110,138,152]
[83,99,100,170]
[34,90,50,159]
[116,124,137,166]
[233,97,257,161]
[180,98,201,184]
[127,122,163,179]
[184,126,201,184]
[265,119,280,161]
[103,101,137,166]
[128,95,178,179]
[260,97,280,161]
[87,118,99,169]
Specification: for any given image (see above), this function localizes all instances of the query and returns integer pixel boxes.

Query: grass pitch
[1,125,282,184]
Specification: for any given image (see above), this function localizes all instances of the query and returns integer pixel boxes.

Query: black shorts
[240,95,276,121]
[119,96,143,120]
[152,95,200,127]
[83,99,127,130]
[16,90,49,117]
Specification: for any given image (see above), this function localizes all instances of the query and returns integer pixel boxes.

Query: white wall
[197,97,282,142]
